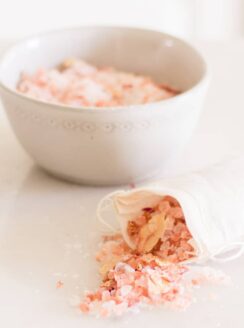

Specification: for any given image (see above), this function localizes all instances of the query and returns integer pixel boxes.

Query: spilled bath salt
[78,196,231,317]
[17,59,177,108]
[79,234,230,317]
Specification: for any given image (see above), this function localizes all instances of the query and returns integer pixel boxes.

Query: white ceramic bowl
[0,26,208,185]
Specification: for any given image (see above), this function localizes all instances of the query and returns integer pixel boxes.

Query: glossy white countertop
[0,39,244,328]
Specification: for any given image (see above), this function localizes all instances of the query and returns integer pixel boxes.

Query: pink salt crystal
[158,200,171,213]
[180,241,193,252]
[165,216,174,230]
[119,285,132,297]
[102,290,111,301]
[134,215,147,226]
[80,303,89,313]
[191,278,200,286]
[56,280,64,289]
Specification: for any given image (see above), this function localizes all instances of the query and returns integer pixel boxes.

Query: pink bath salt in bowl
[17,59,178,108]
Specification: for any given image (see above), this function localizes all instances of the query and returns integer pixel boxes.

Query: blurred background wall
[0,0,243,40]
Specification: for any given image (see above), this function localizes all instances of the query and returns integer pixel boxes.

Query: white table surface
[0,39,244,328]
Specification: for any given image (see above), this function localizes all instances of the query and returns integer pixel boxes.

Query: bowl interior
[0,26,206,95]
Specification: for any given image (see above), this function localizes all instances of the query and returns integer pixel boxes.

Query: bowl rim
[0,25,209,113]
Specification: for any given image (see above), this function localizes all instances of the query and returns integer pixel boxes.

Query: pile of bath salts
[79,233,230,317]
[17,59,177,108]
[125,196,197,262]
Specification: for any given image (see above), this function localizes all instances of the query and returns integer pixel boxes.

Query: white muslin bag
[97,157,244,263]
